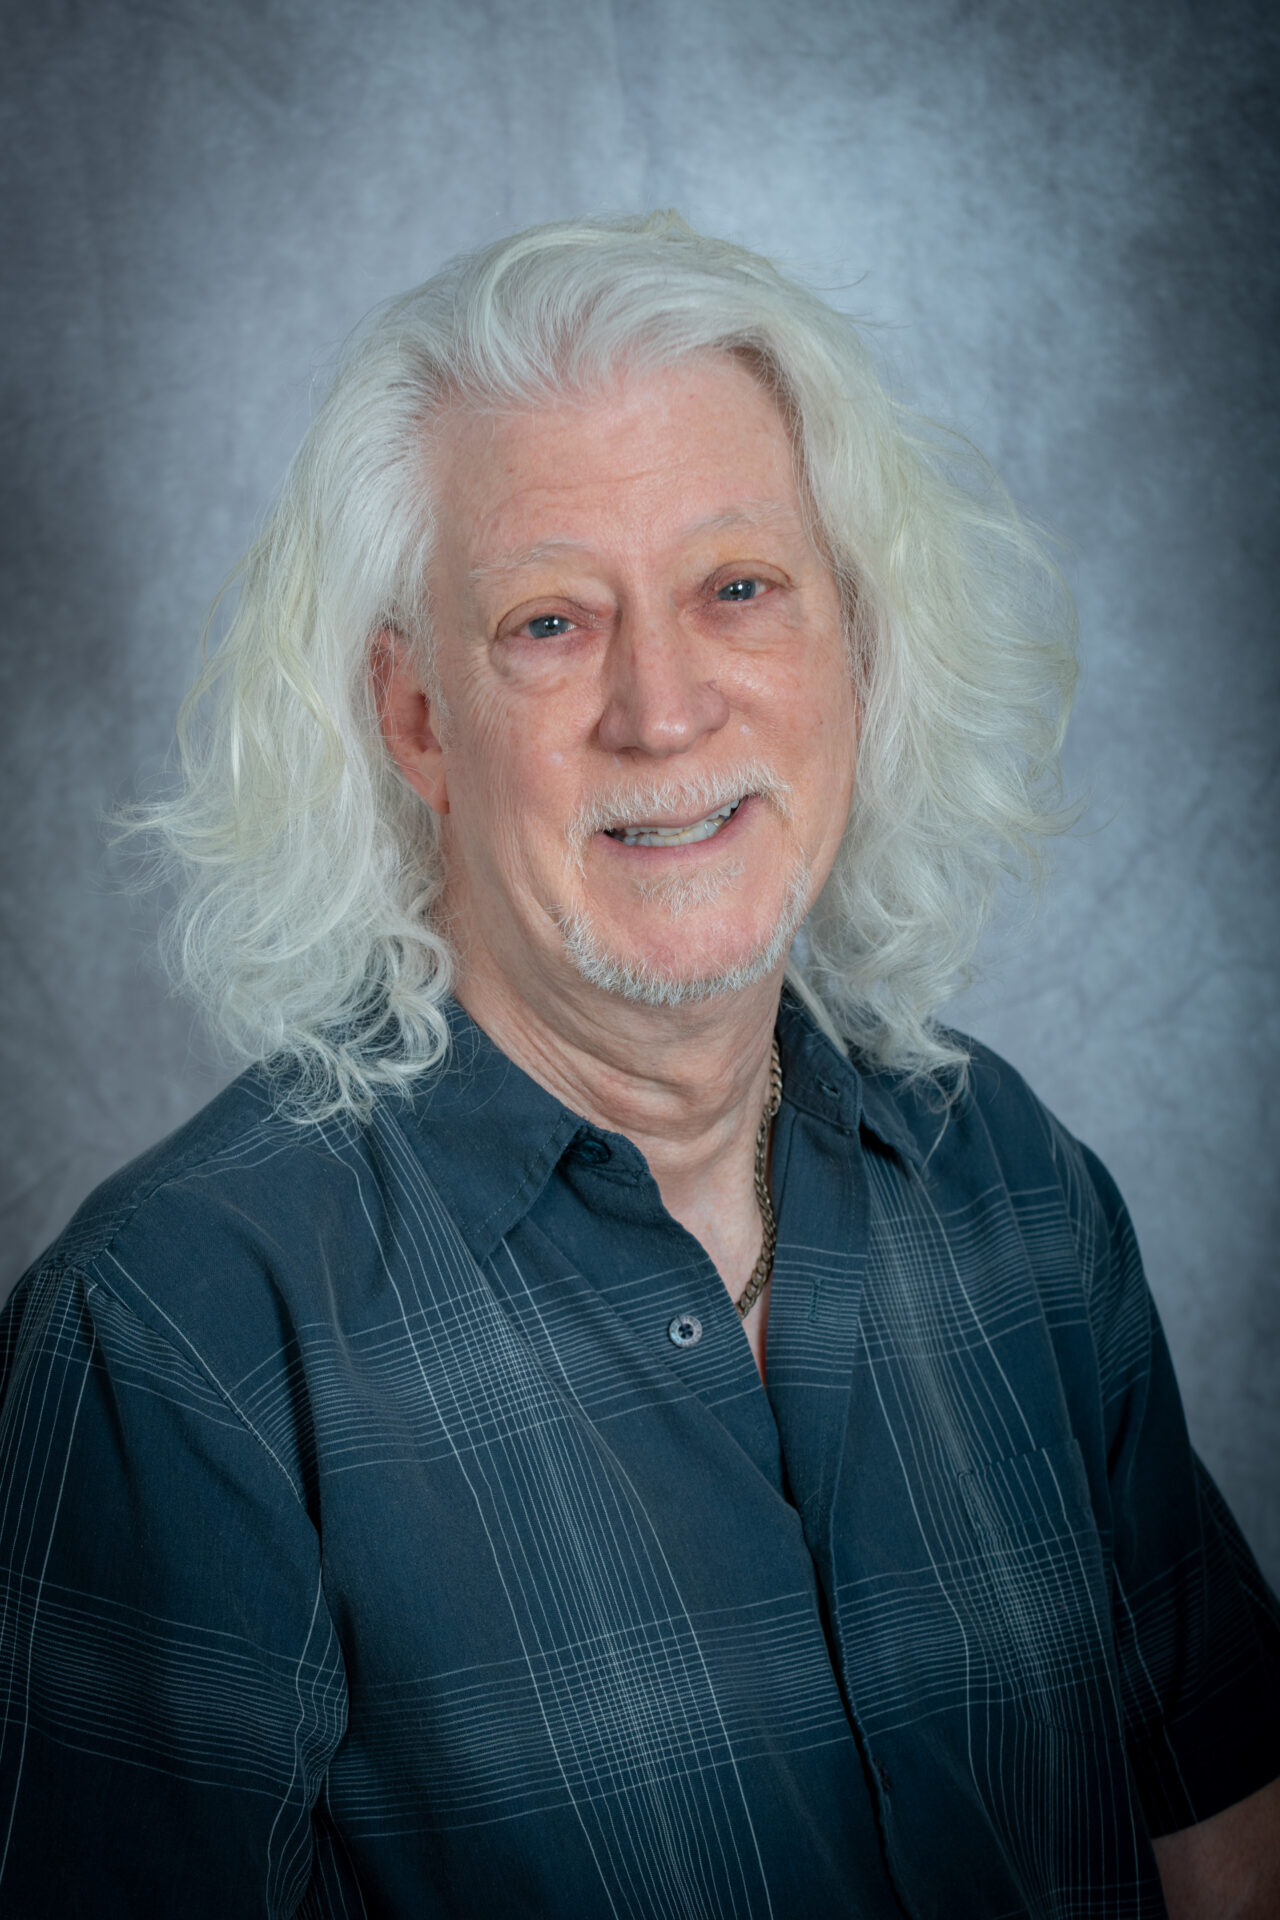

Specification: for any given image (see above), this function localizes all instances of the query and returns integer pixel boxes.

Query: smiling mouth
[604,798,744,849]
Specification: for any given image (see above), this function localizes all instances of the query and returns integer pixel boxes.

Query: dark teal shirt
[1,994,1277,1917]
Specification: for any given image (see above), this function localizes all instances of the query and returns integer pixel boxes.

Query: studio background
[3,0,1277,1580]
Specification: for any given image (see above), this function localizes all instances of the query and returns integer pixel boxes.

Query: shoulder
[854,1027,1157,1451]
[13,1066,408,1383]
[856,1025,1069,1172]
[856,1027,1129,1282]
[43,1068,326,1275]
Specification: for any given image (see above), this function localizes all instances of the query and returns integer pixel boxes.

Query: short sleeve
[0,1259,349,1916]
[1076,1141,1280,1835]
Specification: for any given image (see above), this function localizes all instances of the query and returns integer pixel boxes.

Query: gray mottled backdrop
[2,0,1277,1577]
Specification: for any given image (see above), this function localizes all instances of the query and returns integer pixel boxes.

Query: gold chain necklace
[735,1037,783,1320]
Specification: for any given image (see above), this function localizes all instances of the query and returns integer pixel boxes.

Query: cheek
[815,686,859,774]
[454,652,598,781]
[445,692,582,867]
[795,670,859,836]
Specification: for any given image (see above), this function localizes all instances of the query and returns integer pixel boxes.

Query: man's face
[410,354,858,1016]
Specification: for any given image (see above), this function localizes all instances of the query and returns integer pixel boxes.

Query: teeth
[607,799,742,848]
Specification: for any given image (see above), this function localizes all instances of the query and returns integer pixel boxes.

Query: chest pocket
[954,1438,1122,1739]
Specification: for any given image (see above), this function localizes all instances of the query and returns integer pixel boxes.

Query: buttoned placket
[552,1123,790,1494]
[399,993,919,1914]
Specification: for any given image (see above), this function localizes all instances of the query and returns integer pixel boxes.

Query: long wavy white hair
[136,213,1078,1118]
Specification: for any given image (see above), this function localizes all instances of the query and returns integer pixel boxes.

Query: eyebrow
[466,500,798,586]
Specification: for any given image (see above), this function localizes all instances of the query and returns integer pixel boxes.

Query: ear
[371,629,450,816]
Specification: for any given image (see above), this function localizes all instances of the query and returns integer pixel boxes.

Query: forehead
[429,356,808,573]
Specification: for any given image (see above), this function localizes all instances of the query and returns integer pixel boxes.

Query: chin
[555,866,812,1009]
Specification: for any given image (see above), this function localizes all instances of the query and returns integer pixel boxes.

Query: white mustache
[565,762,792,845]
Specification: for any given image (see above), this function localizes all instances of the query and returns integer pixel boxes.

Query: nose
[596,608,731,757]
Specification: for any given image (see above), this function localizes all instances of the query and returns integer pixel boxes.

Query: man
[1,214,1276,1917]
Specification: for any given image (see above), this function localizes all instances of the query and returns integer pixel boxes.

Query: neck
[457,947,781,1139]
[453,951,784,1319]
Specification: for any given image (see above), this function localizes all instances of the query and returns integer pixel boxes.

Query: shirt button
[667,1312,703,1348]
[575,1136,611,1165]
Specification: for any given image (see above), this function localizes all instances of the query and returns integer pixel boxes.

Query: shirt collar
[402,992,917,1263]
[774,989,924,1172]
[851,1069,928,1171]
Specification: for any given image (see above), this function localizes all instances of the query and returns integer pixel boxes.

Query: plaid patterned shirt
[2,993,1277,1918]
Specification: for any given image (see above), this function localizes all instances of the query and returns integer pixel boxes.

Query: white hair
[133,212,1077,1117]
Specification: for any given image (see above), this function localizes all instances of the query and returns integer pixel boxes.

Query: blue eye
[527,615,573,640]
[717,578,759,601]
